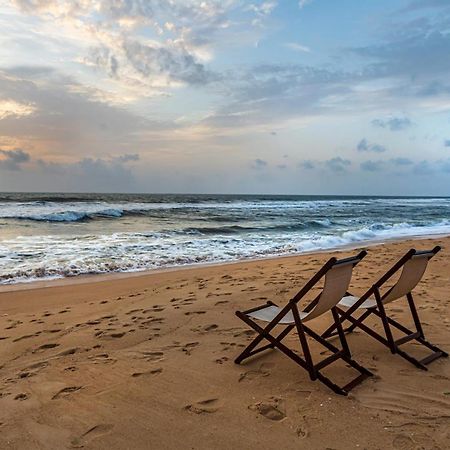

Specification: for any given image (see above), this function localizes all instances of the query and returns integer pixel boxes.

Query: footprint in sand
[220,341,237,351]
[239,363,274,382]
[12,333,37,342]
[140,351,165,362]
[184,398,221,414]
[296,422,309,439]
[214,356,229,364]
[126,308,143,315]
[95,331,126,339]
[23,361,49,375]
[232,329,255,338]
[14,393,29,401]
[131,368,163,377]
[33,343,60,353]
[57,347,80,357]
[191,324,218,334]
[89,353,117,365]
[214,300,229,306]
[110,332,126,338]
[43,329,62,334]
[184,311,206,316]
[392,434,415,450]
[249,397,286,421]
[71,424,114,448]
[52,386,83,400]
[181,342,199,356]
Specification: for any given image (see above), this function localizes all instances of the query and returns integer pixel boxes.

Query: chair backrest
[381,249,438,304]
[303,260,355,322]
[296,253,366,322]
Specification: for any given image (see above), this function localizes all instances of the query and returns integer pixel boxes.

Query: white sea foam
[1,219,450,284]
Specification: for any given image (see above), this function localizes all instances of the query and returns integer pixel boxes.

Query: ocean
[1,193,450,284]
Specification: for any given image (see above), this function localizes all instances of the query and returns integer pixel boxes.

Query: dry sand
[0,237,449,449]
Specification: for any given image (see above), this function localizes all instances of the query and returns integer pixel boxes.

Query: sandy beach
[0,237,449,449]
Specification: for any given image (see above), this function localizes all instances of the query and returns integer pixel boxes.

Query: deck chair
[235,251,373,396]
[322,247,448,370]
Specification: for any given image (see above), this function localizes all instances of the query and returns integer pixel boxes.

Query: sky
[0,0,450,195]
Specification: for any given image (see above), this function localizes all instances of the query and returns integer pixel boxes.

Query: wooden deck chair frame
[322,246,448,370]
[235,251,373,396]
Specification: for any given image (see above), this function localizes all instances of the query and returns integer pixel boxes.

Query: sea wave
[1,219,450,284]
[2,196,449,223]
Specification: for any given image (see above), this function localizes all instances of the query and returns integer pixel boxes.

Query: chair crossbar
[420,351,446,366]
[342,372,372,393]
[314,351,344,371]
[395,331,421,346]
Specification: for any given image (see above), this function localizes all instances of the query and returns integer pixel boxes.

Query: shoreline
[1,232,448,294]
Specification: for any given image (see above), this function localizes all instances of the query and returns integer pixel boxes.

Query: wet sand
[0,237,449,449]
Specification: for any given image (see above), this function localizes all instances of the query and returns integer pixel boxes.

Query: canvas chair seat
[339,295,377,309]
[247,305,308,324]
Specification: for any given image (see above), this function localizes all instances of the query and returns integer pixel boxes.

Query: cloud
[444,139,450,147]
[203,63,355,128]
[247,1,278,19]
[372,116,412,131]
[251,158,268,169]
[298,157,351,172]
[390,157,414,166]
[0,68,164,154]
[325,157,351,173]
[0,148,30,170]
[357,138,386,153]
[298,0,313,8]
[402,0,450,12]
[361,160,384,172]
[285,42,311,53]
[117,153,139,162]
[122,38,217,86]
[0,99,36,120]
[413,160,435,175]
[352,20,450,81]
[9,0,269,93]
[299,160,315,170]
[34,152,141,191]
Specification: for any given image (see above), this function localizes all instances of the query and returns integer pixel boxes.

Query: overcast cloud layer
[0,0,450,195]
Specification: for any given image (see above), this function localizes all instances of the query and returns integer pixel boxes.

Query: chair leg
[407,293,424,338]
[234,316,269,364]
[292,307,316,380]
[332,307,350,357]
[234,312,297,364]
[355,296,448,369]
[384,294,448,368]
[302,324,373,395]
[375,294,396,354]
